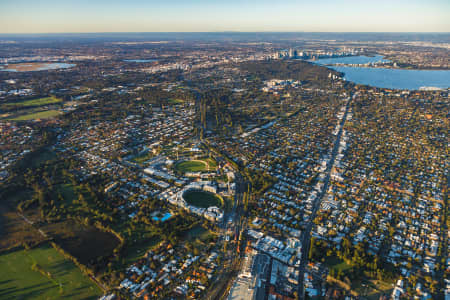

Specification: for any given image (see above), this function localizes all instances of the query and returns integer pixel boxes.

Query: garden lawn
[2,96,61,109]
[8,110,61,121]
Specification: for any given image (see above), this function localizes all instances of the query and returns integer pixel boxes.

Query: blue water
[123,59,157,63]
[333,66,450,90]
[312,55,390,65]
[0,62,75,72]
[152,212,172,222]
[311,55,450,90]
[42,63,75,70]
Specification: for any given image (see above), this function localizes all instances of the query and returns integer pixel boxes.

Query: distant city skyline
[0,0,449,34]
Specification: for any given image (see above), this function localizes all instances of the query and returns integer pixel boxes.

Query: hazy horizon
[1,32,448,44]
[1,0,449,34]
[1,31,450,35]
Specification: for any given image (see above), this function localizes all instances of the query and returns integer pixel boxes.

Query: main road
[297,98,351,299]
[201,139,250,300]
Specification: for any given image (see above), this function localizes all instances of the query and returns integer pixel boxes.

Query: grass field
[175,158,217,173]
[3,96,62,109]
[7,110,61,121]
[183,190,222,208]
[0,244,102,299]
[175,160,207,172]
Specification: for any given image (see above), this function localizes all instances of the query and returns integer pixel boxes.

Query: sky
[0,0,449,33]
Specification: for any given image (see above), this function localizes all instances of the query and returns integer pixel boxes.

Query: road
[297,99,351,299]
[201,144,249,300]
[201,106,309,299]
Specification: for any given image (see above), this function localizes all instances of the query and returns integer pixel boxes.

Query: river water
[311,55,450,90]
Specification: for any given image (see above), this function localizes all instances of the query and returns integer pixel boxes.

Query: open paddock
[2,96,62,109]
[0,243,101,299]
[6,110,61,121]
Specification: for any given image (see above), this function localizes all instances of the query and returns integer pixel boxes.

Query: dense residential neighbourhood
[0,33,448,300]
